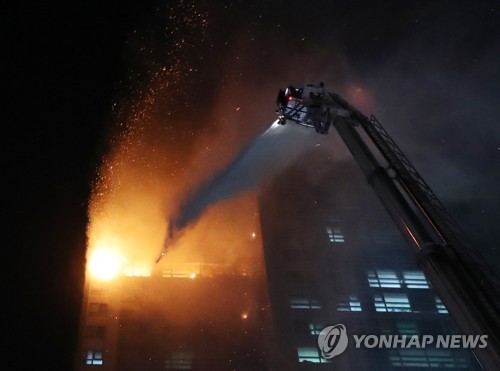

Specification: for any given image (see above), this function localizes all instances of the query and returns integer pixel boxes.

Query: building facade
[258,155,483,370]
[75,262,271,370]
[76,153,483,370]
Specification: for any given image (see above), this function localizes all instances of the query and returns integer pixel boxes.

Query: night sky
[7,1,499,370]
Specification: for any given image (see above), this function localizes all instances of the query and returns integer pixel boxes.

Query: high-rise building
[75,174,275,371]
[258,154,482,370]
[75,151,483,370]
[75,262,271,370]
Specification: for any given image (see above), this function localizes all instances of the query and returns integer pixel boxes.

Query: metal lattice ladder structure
[327,91,500,370]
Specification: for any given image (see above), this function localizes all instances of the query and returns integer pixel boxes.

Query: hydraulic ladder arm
[277,81,500,369]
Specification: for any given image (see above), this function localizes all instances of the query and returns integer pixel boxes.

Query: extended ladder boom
[276,81,500,369]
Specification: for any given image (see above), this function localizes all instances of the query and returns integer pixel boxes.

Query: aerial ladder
[276,81,500,369]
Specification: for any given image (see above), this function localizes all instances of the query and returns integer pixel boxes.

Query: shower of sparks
[86,0,269,278]
[87,0,210,273]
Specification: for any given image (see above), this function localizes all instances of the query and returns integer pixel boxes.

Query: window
[86,325,106,340]
[89,282,107,296]
[368,270,401,288]
[294,321,324,335]
[403,271,429,289]
[374,293,411,312]
[308,323,324,335]
[396,321,419,335]
[297,347,330,363]
[337,295,362,312]
[368,270,429,289]
[88,303,107,316]
[326,226,345,243]
[435,297,448,314]
[165,351,194,370]
[85,350,103,365]
[388,349,467,368]
[162,270,196,278]
[290,297,321,309]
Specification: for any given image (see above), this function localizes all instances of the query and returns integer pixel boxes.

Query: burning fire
[87,246,124,281]
[83,1,267,282]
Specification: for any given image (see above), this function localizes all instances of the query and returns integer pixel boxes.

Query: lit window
[435,297,448,314]
[308,323,324,335]
[88,303,107,316]
[326,226,345,243]
[374,293,411,312]
[85,350,103,365]
[165,351,194,370]
[389,349,467,368]
[86,325,106,340]
[337,295,362,312]
[162,270,198,278]
[368,270,429,289]
[403,271,429,289]
[290,297,321,309]
[368,270,401,288]
[396,321,419,335]
[297,347,330,363]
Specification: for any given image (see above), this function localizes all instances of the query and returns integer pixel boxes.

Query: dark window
[86,325,106,340]
[88,303,108,316]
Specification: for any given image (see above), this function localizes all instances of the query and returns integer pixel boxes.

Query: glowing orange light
[189,273,197,279]
[88,248,123,281]
[241,312,248,320]
[123,267,152,277]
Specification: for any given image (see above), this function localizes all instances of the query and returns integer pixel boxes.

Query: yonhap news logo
[317,324,488,359]
[317,324,349,359]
